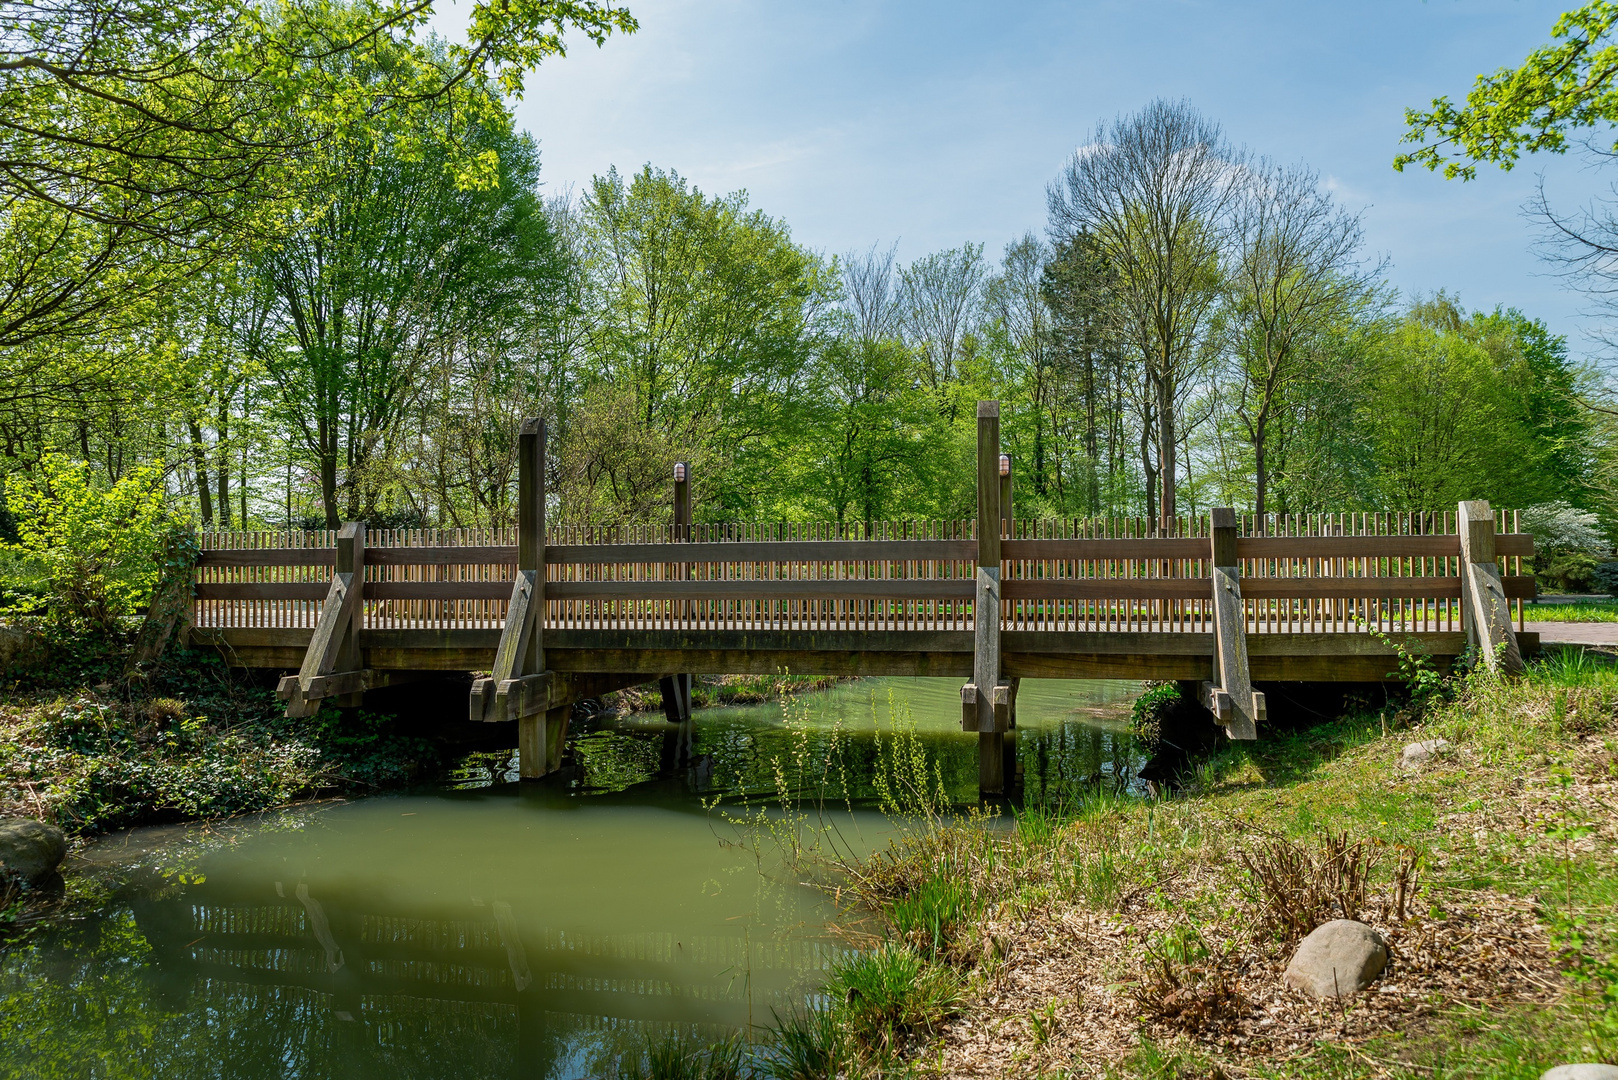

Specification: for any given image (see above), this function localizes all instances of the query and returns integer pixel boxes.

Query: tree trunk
[1157,368,1176,533]
[186,419,215,526]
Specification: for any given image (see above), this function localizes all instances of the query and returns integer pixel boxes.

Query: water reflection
[0,677,1140,1080]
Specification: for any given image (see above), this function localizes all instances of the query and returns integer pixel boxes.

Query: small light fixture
[673,462,686,483]
[999,454,1011,477]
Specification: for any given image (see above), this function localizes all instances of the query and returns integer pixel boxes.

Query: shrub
[830,942,960,1052]
[1130,681,1180,749]
[3,455,175,634]
[886,873,973,961]
[759,1006,848,1080]
[615,1032,747,1080]
[1593,561,1618,597]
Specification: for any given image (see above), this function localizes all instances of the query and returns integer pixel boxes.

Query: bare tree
[842,242,901,343]
[900,242,985,390]
[1048,98,1241,530]
[1227,160,1378,526]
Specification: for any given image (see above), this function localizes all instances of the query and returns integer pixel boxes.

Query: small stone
[1402,738,1451,766]
[1284,919,1387,998]
[1542,1067,1618,1080]
[0,817,67,883]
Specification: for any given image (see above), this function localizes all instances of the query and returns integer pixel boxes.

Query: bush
[3,455,176,634]
[1594,561,1618,597]
[830,942,960,1052]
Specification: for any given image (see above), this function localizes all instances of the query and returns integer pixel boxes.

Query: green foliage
[885,874,973,962]
[1397,2,1618,180]
[1595,562,1618,595]
[758,1006,850,1080]
[1129,681,1181,749]
[829,942,961,1052]
[616,1031,748,1080]
[2,455,175,633]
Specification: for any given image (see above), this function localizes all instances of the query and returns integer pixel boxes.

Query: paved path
[1527,621,1618,646]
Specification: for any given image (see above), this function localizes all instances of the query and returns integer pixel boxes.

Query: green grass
[791,649,1618,1078]
[1525,601,1618,622]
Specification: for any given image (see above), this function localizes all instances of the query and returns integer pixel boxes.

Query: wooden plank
[546,579,976,601]
[366,581,514,601]
[973,567,1002,732]
[1236,535,1460,558]
[1495,534,1534,557]
[281,523,364,717]
[1238,576,1534,600]
[196,583,329,601]
[543,539,978,564]
[198,548,336,567]
[1002,579,1210,601]
[367,546,517,566]
[1211,565,1257,739]
[1000,537,1208,560]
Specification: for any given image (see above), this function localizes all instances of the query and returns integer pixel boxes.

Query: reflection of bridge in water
[178,403,1539,797]
[132,878,839,1074]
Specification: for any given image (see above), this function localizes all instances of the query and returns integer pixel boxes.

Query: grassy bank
[786,650,1618,1078]
[624,650,1617,1079]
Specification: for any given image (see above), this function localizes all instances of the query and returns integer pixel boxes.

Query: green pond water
[0,677,1141,1080]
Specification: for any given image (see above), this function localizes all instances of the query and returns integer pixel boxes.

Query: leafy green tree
[3,453,174,632]
[253,100,560,525]
[570,165,833,520]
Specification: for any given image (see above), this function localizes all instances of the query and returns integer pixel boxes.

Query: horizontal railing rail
[191,511,1536,636]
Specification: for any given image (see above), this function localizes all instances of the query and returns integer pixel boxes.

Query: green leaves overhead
[1397,2,1618,179]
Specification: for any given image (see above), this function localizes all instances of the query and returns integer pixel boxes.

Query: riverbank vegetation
[697,648,1614,1078]
[0,638,446,837]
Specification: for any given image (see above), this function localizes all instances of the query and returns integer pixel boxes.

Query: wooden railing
[193,511,1534,636]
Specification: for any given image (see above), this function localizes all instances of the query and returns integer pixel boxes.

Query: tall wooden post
[974,402,1005,796]
[517,419,549,778]
[661,461,693,728]
[1458,500,1525,674]
[997,452,1017,788]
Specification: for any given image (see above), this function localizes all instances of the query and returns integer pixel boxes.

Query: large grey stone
[1402,738,1451,766]
[1283,919,1387,998]
[1542,1067,1618,1080]
[0,817,66,883]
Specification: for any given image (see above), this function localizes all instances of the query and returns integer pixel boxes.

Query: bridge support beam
[472,418,559,779]
[965,401,1013,797]
[1206,509,1261,740]
[279,521,367,718]
[1459,500,1525,675]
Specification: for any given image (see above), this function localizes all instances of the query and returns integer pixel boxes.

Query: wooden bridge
[185,403,1538,795]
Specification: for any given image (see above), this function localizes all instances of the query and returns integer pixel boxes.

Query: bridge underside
[191,627,1542,684]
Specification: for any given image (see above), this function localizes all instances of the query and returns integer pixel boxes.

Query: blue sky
[490,0,1612,359]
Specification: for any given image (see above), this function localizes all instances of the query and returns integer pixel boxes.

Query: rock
[0,625,48,676]
[1283,919,1387,998]
[0,817,67,884]
[1542,1067,1618,1080]
[1402,738,1451,766]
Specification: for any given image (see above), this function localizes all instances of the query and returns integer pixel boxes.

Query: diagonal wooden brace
[472,571,544,723]
[280,568,361,718]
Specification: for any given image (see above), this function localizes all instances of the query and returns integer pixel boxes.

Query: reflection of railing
[134,887,837,1029]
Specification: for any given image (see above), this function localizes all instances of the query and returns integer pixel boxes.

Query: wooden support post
[664,459,695,734]
[469,419,554,777]
[1208,508,1260,740]
[972,401,1008,796]
[279,522,365,718]
[1458,500,1525,675]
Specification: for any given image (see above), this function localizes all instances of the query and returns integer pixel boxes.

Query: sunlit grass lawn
[1525,601,1618,622]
